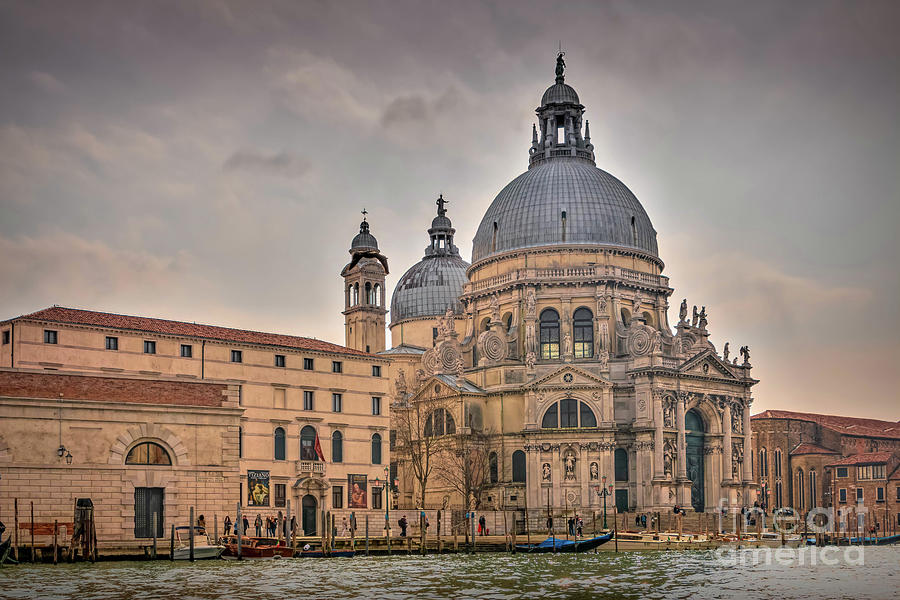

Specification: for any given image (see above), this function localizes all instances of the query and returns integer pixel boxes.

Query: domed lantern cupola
[530,51,595,168]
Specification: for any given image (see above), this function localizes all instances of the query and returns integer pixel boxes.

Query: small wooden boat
[221,535,294,558]
[172,527,225,560]
[811,533,900,546]
[603,531,714,551]
[515,532,612,553]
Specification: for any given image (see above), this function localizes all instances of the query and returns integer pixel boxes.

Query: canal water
[1,546,897,599]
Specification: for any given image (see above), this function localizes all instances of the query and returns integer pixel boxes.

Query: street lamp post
[594,476,614,530]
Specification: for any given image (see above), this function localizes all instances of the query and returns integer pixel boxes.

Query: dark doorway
[302,494,318,536]
[134,487,164,538]
[685,409,705,512]
[615,489,629,512]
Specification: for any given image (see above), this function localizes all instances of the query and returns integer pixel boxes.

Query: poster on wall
[247,470,270,506]
[348,474,368,508]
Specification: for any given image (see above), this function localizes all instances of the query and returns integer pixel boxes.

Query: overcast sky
[1,1,897,419]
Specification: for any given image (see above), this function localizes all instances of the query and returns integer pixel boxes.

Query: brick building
[751,410,900,529]
[0,369,242,550]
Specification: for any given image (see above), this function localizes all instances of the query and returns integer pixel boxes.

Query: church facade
[374,55,758,514]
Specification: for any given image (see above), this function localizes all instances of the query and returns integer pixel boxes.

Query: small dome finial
[555,47,566,84]
[361,207,368,222]
[436,193,448,217]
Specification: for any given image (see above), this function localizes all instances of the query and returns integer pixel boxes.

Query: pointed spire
[532,123,538,143]
[584,120,591,142]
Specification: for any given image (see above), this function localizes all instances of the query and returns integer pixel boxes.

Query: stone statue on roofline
[679,299,688,323]
[691,305,699,328]
[698,306,707,330]
[723,342,730,361]
[740,345,750,364]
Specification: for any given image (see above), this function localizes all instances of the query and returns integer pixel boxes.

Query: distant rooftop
[5,306,376,358]
[826,452,895,467]
[752,409,900,440]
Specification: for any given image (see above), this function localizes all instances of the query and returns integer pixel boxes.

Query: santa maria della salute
[349,53,758,515]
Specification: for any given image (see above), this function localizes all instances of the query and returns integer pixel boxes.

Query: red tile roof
[825,452,894,467]
[6,306,376,358]
[790,443,839,456]
[752,409,900,440]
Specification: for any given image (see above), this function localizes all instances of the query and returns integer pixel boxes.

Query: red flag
[314,431,325,461]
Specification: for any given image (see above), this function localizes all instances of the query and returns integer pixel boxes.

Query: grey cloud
[381,95,429,126]
[28,70,66,93]
[223,151,311,178]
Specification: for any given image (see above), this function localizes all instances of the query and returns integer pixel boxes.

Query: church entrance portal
[685,409,705,512]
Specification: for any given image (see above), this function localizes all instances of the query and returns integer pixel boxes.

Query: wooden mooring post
[30,501,35,563]
[53,520,58,564]
[152,513,158,559]
[169,524,175,562]
[189,506,195,562]
[365,514,370,556]
[236,503,243,560]
[13,498,19,562]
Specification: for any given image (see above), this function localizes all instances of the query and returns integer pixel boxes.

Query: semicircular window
[125,442,172,465]
[541,400,597,428]
[425,408,456,437]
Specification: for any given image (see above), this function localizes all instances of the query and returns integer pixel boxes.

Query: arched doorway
[685,409,705,512]
[301,494,317,536]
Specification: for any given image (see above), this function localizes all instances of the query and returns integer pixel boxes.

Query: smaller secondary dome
[390,195,470,324]
[541,82,579,106]
[350,220,378,252]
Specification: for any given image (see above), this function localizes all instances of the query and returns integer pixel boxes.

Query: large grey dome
[471,159,658,263]
[390,254,470,323]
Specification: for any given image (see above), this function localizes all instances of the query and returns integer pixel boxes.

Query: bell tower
[341,211,388,353]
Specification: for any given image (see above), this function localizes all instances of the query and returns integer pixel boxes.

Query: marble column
[527,445,539,509]
[653,391,664,479]
[722,399,733,483]
[676,392,687,479]
[742,399,753,482]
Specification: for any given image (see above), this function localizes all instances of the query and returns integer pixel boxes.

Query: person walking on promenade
[224,515,232,536]
[254,514,262,537]
[479,515,487,536]
[242,515,249,535]
[399,515,408,537]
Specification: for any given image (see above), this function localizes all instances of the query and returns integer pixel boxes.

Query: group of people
[567,516,584,537]
[221,513,295,538]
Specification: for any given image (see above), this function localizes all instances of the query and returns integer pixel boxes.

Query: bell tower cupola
[341,210,389,353]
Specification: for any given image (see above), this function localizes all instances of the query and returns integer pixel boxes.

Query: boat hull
[516,533,612,553]
[172,545,225,560]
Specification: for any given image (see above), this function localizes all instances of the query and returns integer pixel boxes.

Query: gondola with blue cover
[515,531,613,553]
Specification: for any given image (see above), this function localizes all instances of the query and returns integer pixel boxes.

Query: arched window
[797,469,805,509]
[541,399,597,428]
[489,451,499,484]
[775,481,783,508]
[238,426,243,459]
[365,282,372,304]
[331,431,343,463]
[615,448,629,481]
[374,284,381,306]
[573,307,593,358]
[512,450,526,483]
[300,425,317,461]
[539,309,560,360]
[774,448,783,477]
[352,283,359,306]
[125,442,172,465]
[759,448,768,478]
[274,427,286,461]
[809,470,817,508]
[371,433,382,464]
[424,408,455,437]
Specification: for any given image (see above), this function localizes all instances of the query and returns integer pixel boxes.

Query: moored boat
[172,527,225,560]
[515,532,612,553]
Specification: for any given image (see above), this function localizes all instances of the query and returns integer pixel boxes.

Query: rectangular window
[303,390,314,411]
[303,358,314,370]
[332,361,342,373]
[836,467,848,478]
[839,488,847,503]
[432,327,438,340]
[105,336,118,350]
[44,330,58,344]
[873,465,885,479]
[372,396,381,416]
[275,354,286,368]
[332,485,343,509]
[372,365,381,377]
[181,344,192,358]
[274,483,286,508]
[372,488,383,509]
[897,487,900,501]
[1,330,9,345]
[857,488,864,502]
[231,350,242,363]
[877,487,885,502]
[143,340,156,354]
[332,393,342,413]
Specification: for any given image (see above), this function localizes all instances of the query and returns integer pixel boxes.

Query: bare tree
[391,382,453,510]
[433,428,493,511]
